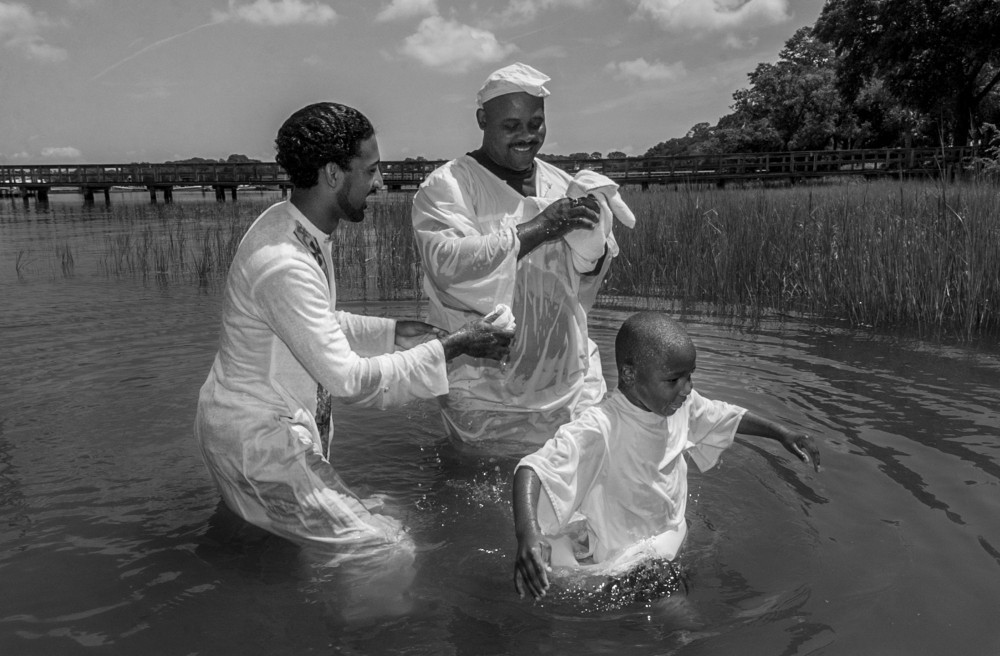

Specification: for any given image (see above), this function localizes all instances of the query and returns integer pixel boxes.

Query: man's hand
[516,195,601,259]
[394,320,447,350]
[514,526,552,601]
[537,195,600,240]
[438,320,514,361]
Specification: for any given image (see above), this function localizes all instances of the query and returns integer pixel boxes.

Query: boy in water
[512,312,821,600]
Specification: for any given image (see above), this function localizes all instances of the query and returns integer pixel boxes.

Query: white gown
[411,155,615,448]
[195,200,448,548]
[518,389,746,574]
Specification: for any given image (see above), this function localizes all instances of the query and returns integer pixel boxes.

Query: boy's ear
[476,108,487,130]
[619,363,635,389]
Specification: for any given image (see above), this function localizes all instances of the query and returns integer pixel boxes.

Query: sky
[0,0,829,165]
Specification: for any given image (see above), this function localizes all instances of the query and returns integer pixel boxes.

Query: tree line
[643,0,1000,159]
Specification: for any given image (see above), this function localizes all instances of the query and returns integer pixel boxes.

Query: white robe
[517,389,746,573]
[411,155,612,448]
[195,201,448,548]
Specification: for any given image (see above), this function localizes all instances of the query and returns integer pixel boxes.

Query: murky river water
[1,192,998,655]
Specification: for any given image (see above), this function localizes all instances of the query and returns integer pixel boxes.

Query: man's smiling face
[477,92,546,173]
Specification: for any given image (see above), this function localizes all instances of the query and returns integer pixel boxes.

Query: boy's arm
[737,411,821,472]
[512,466,552,600]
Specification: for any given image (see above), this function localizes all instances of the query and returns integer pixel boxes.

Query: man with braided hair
[196,102,513,548]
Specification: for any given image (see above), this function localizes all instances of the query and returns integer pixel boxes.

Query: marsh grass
[99,194,425,297]
[609,179,1000,338]
[327,195,424,300]
[92,180,999,339]
[101,202,250,284]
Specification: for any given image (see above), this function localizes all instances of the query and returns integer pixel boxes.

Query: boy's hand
[514,527,551,601]
[780,432,821,472]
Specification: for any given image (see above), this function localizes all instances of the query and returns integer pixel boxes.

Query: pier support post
[214,186,226,202]
[83,188,95,203]
[104,188,111,205]
[149,187,158,203]
[163,186,173,203]
[230,186,237,202]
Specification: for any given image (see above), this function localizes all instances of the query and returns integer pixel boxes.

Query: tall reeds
[98,194,426,297]
[610,179,1000,338]
[328,194,424,299]
[91,179,999,339]
[100,202,256,285]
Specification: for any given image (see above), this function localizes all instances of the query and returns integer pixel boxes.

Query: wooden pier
[0,146,982,205]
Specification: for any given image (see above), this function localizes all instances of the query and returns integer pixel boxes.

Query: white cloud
[400,16,517,73]
[213,0,337,26]
[0,2,67,62]
[41,147,82,159]
[498,0,596,24]
[375,0,437,22]
[606,57,686,82]
[523,44,568,60]
[634,0,790,33]
[722,33,759,49]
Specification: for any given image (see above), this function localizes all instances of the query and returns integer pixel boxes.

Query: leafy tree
[644,122,722,156]
[850,79,937,148]
[814,0,1000,145]
[713,115,783,152]
[606,151,628,159]
[717,27,854,151]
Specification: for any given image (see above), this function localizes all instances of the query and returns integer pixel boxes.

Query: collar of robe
[468,148,536,197]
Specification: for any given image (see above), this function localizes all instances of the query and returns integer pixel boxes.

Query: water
[2,192,999,655]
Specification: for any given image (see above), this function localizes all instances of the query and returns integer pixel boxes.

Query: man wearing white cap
[411,62,614,449]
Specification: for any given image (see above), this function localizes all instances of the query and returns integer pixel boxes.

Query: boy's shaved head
[615,312,694,374]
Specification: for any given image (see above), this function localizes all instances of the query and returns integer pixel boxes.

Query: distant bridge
[0,146,982,204]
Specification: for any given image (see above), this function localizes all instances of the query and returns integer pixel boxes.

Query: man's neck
[290,189,338,235]
[468,148,536,196]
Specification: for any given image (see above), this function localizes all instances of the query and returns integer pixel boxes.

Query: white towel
[484,303,516,331]
[563,169,636,271]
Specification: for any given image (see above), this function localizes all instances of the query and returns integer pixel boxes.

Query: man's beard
[337,183,366,223]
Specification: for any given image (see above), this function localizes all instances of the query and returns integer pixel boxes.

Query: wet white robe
[517,389,746,572]
[411,155,614,448]
[195,200,448,548]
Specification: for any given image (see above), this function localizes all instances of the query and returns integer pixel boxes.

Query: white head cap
[476,62,551,108]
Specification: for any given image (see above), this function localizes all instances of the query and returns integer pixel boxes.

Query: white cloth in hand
[563,169,636,271]
[483,303,516,331]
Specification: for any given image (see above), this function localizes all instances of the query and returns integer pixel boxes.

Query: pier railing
[0,162,291,187]
[0,146,985,202]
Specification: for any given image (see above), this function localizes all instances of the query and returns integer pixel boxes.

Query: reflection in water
[1,196,999,655]
[201,498,419,624]
[301,542,417,624]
